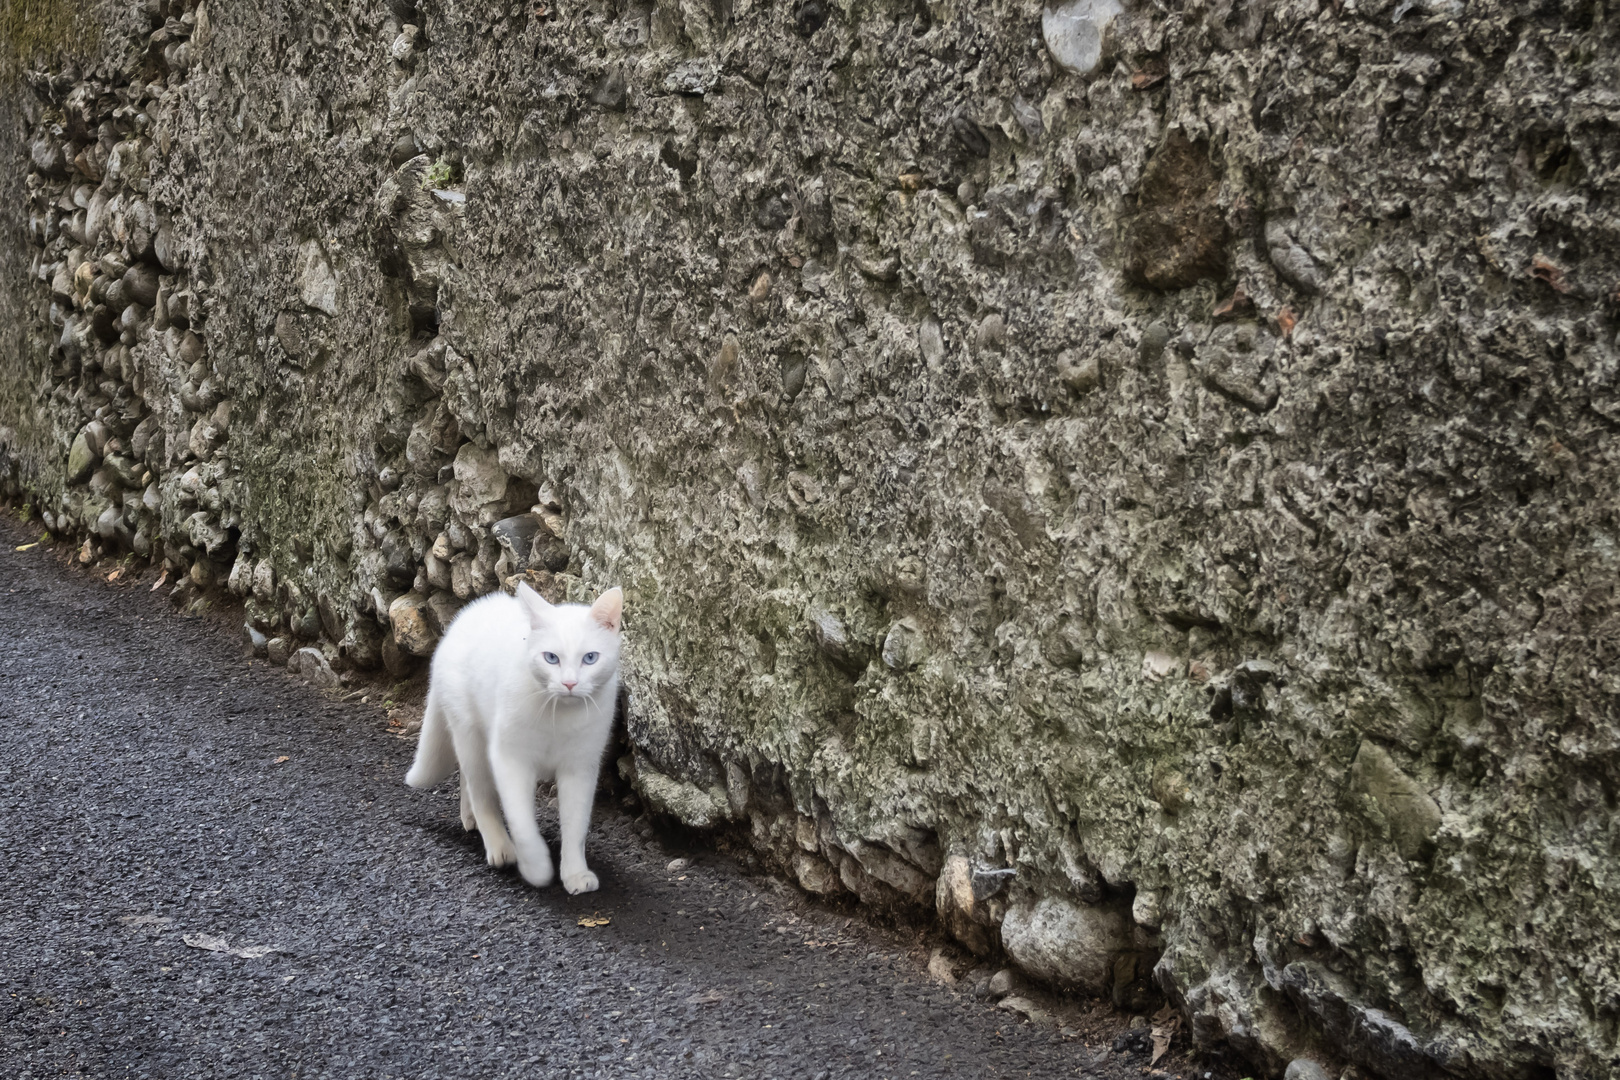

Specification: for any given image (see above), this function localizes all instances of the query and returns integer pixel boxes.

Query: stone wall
[3,1,1618,1076]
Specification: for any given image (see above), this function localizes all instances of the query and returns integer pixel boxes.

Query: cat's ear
[515,582,552,628]
[589,587,624,632]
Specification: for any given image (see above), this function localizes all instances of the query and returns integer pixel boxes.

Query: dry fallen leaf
[118,915,172,928]
[1131,58,1169,90]
[183,933,280,959]
[684,989,724,1006]
[1150,1004,1182,1066]
[802,938,848,949]
[578,914,611,928]
[273,755,290,764]
[149,571,168,592]
[1212,285,1255,321]
[15,541,39,552]
[1277,305,1297,339]
[1529,253,1570,293]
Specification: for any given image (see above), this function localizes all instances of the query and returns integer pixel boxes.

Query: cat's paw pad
[562,869,599,895]
[484,835,517,868]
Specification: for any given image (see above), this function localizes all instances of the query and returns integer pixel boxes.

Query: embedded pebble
[1041,0,1122,76]
[291,647,340,690]
[988,968,1018,998]
[241,623,268,658]
[1284,1061,1333,1080]
[918,316,946,367]
[388,592,439,656]
[1057,350,1099,393]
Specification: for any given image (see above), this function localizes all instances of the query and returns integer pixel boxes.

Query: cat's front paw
[562,869,599,895]
[484,833,517,868]
[519,858,554,888]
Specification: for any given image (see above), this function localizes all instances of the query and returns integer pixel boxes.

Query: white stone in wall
[1000,896,1129,994]
[294,240,339,316]
[1041,0,1123,76]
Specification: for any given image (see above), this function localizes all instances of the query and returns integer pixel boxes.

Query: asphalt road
[0,515,1228,1080]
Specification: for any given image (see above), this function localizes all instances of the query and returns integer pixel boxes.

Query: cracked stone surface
[2,0,1618,1076]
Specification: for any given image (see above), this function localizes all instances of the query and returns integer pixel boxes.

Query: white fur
[405,583,623,894]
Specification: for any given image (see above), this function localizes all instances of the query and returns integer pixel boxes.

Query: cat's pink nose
[563,680,577,691]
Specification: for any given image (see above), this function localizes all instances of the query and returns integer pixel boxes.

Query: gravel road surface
[0,518,1232,1080]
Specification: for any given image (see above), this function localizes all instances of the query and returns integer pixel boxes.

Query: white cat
[405,582,623,894]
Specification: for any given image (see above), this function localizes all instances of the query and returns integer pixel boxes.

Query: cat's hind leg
[404,689,457,789]
[458,774,476,832]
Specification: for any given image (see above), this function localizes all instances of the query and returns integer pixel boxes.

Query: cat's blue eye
[543,652,560,665]
[582,651,600,665]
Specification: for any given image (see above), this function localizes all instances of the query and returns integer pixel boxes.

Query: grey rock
[290,647,340,690]
[226,554,254,597]
[388,592,438,656]
[1057,350,1099,393]
[1009,95,1043,142]
[265,637,292,666]
[449,553,476,600]
[425,590,463,635]
[294,240,339,315]
[1350,740,1442,861]
[951,115,990,159]
[340,620,384,670]
[1042,0,1122,76]
[241,623,268,658]
[1284,1061,1333,1080]
[880,619,923,671]
[123,263,159,307]
[987,968,1018,999]
[918,316,945,367]
[663,61,718,96]
[94,504,122,541]
[424,549,452,591]
[66,431,97,483]
[152,221,179,271]
[31,137,67,176]
[808,607,865,675]
[289,607,321,640]
[590,69,627,111]
[251,559,275,602]
[1130,889,1163,931]
[1265,220,1328,295]
[976,313,1006,352]
[1001,897,1129,996]
[381,631,414,678]
[997,995,1052,1026]
[449,442,507,516]
[491,512,543,566]
[792,851,842,895]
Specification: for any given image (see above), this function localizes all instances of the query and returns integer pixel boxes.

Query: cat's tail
[405,690,456,789]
